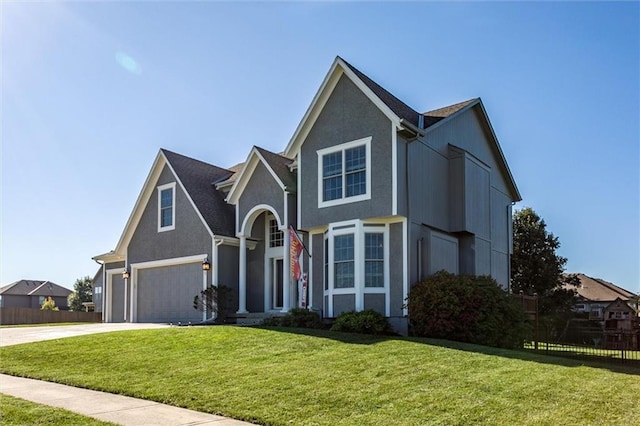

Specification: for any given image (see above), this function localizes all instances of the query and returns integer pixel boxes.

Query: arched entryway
[237,204,291,314]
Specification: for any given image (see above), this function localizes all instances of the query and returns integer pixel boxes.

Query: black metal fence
[510,294,640,368]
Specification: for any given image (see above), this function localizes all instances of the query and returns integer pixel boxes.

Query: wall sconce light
[122,268,130,280]
[202,258,211,271]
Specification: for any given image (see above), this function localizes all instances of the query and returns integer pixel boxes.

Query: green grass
[0,394,116,425]
[1,326,638,425]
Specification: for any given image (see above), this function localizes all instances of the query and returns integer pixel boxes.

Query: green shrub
[330,309,392,335]
[261,308,324,329]
[41,297,59,311]
[407,271,530,349]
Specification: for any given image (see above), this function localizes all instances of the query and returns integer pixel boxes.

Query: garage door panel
[137,263,203,323]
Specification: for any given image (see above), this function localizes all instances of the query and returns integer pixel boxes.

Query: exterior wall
[246,213,266,312]
[389,222,404,317]
[406,106,516,288]
[299,74,394,228]
[238,161,286,233]
[1,295,31,308]
[310,233,325,316]
[93,268,104,313]
[128,165,212,265]
[333,294,355,316]
[218,244,239,312]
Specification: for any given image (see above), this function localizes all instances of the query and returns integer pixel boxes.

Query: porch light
[122,268,130,280]
[202,258,211,271]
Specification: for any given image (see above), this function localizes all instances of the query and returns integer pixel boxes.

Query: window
[323,221,389,316]
[269,219,283,248]
[157,183,176,232]
[334,234,355,288]
[317,137,371,207]
[364,233,384,287]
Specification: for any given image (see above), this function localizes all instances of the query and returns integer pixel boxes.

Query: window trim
[157,182,176,232]
[324,220,389,316]
[317,137,372,208]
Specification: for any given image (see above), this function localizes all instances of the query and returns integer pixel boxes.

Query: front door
[271,258,284,310]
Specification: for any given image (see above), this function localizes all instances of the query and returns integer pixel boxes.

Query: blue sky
[2,2,638,293]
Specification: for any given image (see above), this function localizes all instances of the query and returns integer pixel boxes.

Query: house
[564,273,638,320]
[602,298,640,350]
[0,280,72,310]
[92,56,521,333]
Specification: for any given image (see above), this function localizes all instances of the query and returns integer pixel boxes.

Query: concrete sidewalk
[0,374,254,425]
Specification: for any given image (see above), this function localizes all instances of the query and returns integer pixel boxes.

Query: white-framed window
[324,220,389,316]
[268,218,284,248]
[157,182,176,232]
[317,137,372,208]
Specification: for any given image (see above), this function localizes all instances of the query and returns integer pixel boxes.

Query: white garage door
[137,262,203,323]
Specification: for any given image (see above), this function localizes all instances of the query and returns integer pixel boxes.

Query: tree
[193,284,235,324]
[67,276,93,312]
[511,207,578,315]
[41,296,59,311]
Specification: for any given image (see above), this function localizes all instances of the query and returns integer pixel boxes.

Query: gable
[226,147,294,205]
[425,101,521,201]
[284,57,419,158]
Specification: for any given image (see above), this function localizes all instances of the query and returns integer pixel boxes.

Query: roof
[339,57,421,127]
[0,280,72,297]
[161,149,237,237]
[423,98,478,127]
[565,273,637,302]
[254,147,296,190]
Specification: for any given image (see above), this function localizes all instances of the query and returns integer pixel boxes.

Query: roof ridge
[339,57,420,127]
[423,98,479,117]
[591,276,636,297]
[161,148,235,174]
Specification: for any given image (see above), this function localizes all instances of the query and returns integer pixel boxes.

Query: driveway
[0,323,169,347]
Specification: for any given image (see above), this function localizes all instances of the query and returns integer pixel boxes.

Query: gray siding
[93,268,104,313]
[389,222,404,317]
[238,161,285,233]
[218,244,239,312]
[299,74,394,228]
[1,295,30,308]
[128,165,212,265]
[111,274,126,323]
[311,233,324,315]
[364,293,385,314]
[246,213,266,312]
[406,106,516,287]
[333,294,355,316]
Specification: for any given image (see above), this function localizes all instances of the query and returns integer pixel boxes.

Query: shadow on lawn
[253,325,640,376]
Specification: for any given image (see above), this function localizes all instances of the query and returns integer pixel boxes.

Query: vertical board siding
[0,308,101,325]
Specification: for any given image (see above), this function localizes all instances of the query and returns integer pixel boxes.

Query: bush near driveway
[407,271,530,349]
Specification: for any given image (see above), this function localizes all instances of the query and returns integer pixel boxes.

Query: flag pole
[289,225,311,258]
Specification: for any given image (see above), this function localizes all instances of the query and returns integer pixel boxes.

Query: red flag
[289,226,304,281]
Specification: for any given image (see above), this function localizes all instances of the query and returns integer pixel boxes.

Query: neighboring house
[93,56,521,333]
[0,280,72,310]
[602,298,640,350]
[564,273,638,320]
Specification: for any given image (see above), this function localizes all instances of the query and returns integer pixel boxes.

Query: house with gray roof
[0,280,72,310]
[564,273,638,320]
[92,56,521,333]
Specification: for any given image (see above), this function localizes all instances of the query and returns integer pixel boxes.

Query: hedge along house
[92,56,521,333]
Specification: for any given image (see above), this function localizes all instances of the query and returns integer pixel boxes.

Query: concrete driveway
[0,323,169,347]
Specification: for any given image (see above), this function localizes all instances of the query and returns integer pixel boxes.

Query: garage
[136,262,203,323]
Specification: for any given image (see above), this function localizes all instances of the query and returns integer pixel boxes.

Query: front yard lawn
[1,326,638,425]
[0,394,116,425]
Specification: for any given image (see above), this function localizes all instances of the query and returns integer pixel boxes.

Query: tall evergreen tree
[511,207,578,315]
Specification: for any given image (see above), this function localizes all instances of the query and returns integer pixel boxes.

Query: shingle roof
[161,149,236,237]
[564,273,637,302]
[339,57,421,128]
[0,280,72,297]
[423,98,478,127]
[255,146,296,190]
